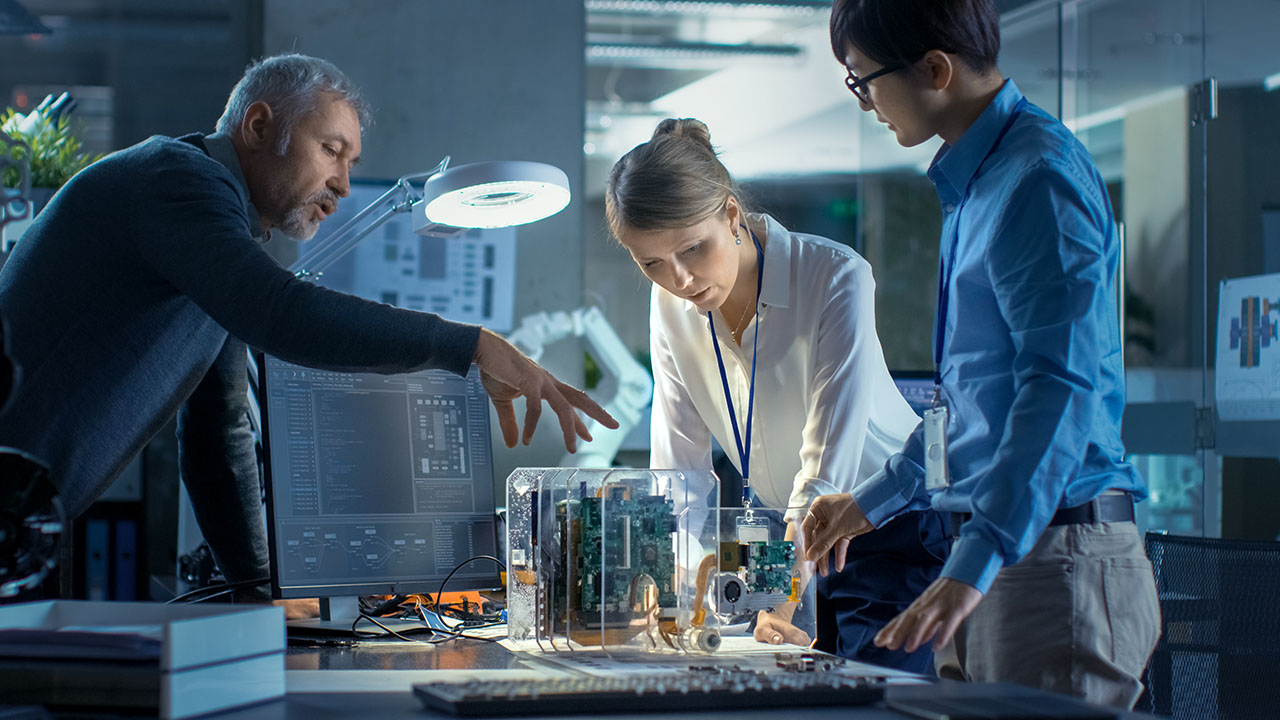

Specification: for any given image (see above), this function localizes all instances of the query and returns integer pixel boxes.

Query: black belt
[949,492,1134,537]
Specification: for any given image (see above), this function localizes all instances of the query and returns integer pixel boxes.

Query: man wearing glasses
[802,0,1159,709]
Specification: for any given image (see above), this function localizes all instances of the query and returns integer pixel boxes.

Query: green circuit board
[555,487,677,623]
[718,539,796,595]
[743,540,795,593]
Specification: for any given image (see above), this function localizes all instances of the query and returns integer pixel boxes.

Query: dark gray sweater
[0,133,480,532]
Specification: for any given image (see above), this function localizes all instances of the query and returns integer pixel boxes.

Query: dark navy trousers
[813,509,951,674]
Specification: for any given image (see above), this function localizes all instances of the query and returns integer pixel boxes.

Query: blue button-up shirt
[851,79,1146,594]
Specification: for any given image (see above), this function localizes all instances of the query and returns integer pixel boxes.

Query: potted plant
[1,95,102,248]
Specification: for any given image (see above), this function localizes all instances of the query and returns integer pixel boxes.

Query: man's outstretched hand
[873,577,983,653]
[474,329,619,453]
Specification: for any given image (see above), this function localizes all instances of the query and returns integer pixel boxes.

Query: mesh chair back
[1141,532,1280,719]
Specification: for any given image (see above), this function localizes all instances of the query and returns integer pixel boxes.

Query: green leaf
[1,107,103,190]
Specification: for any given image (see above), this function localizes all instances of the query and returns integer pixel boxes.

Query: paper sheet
[1217,273,1280,419]
[287,667,566,693]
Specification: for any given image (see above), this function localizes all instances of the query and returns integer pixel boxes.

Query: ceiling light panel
[586,40,802,69]
[586,0,830,20]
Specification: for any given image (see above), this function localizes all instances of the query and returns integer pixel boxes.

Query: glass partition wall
[1011,0,1280,539]
[1069,0,1214,537]
[1200,0,1280,542]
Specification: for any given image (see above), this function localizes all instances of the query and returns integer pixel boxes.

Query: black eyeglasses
[844,65,902,105]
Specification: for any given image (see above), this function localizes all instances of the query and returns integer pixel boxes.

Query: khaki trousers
[935,521,1161,710]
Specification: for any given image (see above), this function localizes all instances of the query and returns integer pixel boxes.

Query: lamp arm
[290,156,451,278]
[394,153,450,187]
[291,200,407,278]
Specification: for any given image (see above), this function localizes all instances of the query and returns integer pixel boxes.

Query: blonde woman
[605,118,949,671]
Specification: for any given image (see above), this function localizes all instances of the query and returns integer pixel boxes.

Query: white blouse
[649,214,921,522]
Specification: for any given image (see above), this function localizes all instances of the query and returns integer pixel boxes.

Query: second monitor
[258,355,500,631]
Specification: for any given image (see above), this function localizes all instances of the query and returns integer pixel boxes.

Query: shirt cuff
[850,469,913,529]
[784,478,842,523]
[939,534,1005,595]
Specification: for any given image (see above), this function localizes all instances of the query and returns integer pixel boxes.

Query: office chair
[1140,532,1280,719]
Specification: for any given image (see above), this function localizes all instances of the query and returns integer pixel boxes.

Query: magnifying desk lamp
[242,155,572,480]
[291,156,571,279]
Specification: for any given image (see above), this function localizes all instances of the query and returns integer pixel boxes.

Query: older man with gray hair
[0,53,615,608]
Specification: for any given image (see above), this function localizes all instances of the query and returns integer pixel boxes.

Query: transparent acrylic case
[506,468,814,655]
[710,505,817,647]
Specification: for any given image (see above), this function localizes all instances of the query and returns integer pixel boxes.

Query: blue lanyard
[934,98,1028,389]
[708,227,764,496]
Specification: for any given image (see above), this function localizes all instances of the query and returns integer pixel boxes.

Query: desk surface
[192,639,1164,720]
[283,635,519,672]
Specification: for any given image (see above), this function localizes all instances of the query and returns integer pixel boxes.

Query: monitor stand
[286,595,439,637]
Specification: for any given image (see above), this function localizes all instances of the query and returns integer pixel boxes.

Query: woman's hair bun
[651,117,714,153]
[605,116,737,234]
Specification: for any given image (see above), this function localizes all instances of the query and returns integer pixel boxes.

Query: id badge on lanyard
[927,215,957,493]
[923,399,950,491]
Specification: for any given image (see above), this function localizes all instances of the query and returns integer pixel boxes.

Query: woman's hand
[755,608,812,646]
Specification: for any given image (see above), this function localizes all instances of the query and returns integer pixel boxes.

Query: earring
[735,230,742,245]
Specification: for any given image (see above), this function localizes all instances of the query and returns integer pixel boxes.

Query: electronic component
[507,469,815,655]
[775,651,847,673]
[566,491,677,618]
[508,469,713,653]
[413,669,884,716]
[547,482,695,650]
[711,540,797,616]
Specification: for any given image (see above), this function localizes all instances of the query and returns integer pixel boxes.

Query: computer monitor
[891,370,935,417]
[257,354,500,632]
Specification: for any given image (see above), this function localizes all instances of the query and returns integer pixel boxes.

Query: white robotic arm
[507,307,652,467]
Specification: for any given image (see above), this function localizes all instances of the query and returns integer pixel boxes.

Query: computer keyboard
[413,669,885,716]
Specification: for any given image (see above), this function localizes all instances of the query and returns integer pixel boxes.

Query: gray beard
[280,202,321,241]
